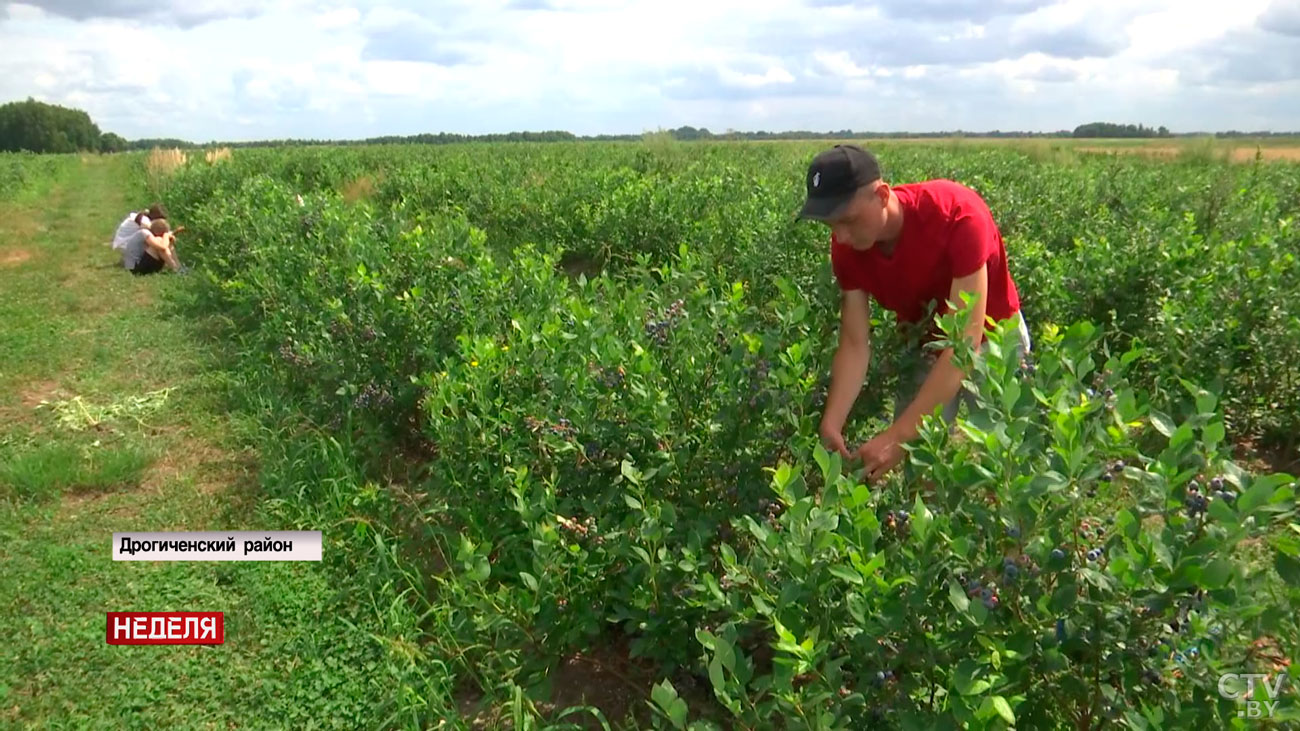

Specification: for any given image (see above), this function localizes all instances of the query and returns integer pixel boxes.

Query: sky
[0,0,1297,141]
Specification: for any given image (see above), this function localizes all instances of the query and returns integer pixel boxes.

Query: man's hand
[856,427,907,483]
[820,423,852,461]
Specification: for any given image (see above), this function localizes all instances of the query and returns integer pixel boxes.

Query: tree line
[2,98,1296,153]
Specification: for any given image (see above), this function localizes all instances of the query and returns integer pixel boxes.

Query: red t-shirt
[830,179,1021,341]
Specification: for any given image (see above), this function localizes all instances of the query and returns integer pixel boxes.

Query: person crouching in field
[122,218,183,275]
[798,144,1030,484]
[113,203,187,275]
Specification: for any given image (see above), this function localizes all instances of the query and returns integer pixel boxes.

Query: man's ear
[875,182,891,205]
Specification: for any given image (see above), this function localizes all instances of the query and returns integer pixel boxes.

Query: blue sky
[1,0,1296,141]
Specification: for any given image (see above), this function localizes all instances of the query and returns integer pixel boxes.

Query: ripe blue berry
[1004,564,1019,579]
[897,510,909,522]
[1007,526,1021,538]
[1210,477,1224,491]
[1051,548,1066,562]
[1087,548,1101,561]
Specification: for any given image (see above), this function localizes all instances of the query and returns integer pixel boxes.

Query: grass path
[0,156,394,728]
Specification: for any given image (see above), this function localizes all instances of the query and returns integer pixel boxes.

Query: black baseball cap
[798,144,883,221]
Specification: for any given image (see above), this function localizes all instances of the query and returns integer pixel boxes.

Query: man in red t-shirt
[798,144,1029,483]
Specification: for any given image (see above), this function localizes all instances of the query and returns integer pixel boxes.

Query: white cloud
[313,6,359,29]
[0,0,1295,140]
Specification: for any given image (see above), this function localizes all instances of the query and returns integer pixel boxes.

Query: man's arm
[143,233,181,270]
[820,289,872,457]
[892,264,988,440]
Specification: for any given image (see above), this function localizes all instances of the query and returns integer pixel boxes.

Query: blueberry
[1051,548,1066,562]
[1112,460,1125,473]
[1104,388,1114,398]
[1004,564,1019,579]
[1087,548,1101,561]
[1189,647,1199,657]
[1007,526,1021,538]
[983,596,998,609]
[874,671,886,685]
[980,588,993,600]
[1175,652,1186,663]
[1099,473,1111,483]
[898,510,909,522]
[884,670,894,681]
[1189,480,1201,493]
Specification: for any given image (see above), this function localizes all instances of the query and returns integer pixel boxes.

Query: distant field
[867,135,1300,162]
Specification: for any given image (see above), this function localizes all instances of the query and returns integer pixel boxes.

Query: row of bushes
[153,144,1300,728]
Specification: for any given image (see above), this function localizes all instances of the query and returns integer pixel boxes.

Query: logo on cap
[812,172,821,188]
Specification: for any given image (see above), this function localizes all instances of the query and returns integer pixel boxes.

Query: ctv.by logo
[1219,673,1291,719]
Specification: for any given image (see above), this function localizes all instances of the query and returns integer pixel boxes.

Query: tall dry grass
[205,147,232,165]
[144,147,188,193]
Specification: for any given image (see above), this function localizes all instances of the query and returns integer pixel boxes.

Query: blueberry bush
[149,141,1300,728]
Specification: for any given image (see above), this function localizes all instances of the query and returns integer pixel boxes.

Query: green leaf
[1150,410,1175,438]
[707,654,726,696]
[857,548,889,577]
[773,462,794,491]
[703,573,724,601]
[519,572,538,592]
[1002,379,1021,413]
[1115,509,1138,540]
[651,681,688,730]
[719,543,737,567]
[911,494,933,543]
[1202,559,1232,589]
[828,564,864,586]
[1273,534,1300,558]
[468,555,490,582]
[1170,423,1195,451]
[620,460,642,486]
[1240,474,1297,513]
[1239,478,1283,515]
[1275,553,1300,587]
[1050,583,1078,612]
[991,696,1015,724]
[1208,497,1237,526]
[1202,420,1225,447]
[948,579,971,614]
